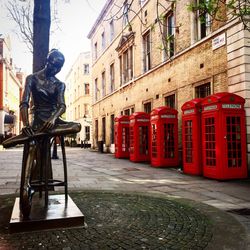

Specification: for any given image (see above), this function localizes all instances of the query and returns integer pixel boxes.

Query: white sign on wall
[212,33,226,50]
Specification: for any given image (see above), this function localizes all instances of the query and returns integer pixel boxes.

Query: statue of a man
[3,49,81,217]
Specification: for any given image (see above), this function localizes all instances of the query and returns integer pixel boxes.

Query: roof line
[87,0,114,39]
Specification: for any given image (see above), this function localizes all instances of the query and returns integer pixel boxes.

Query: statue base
[9,194,85,233]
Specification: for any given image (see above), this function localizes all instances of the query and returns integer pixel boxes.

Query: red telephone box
[114,115,130,158]
[129,112,150,162]
[150,106,178,167]
[201,92,247,180]
[181,99,203,175]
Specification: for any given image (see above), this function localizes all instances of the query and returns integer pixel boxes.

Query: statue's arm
[20,75,34,136]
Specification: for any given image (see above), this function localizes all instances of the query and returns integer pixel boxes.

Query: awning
[4,114,15,124]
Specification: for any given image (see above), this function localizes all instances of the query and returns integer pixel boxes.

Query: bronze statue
[3,49,81,218]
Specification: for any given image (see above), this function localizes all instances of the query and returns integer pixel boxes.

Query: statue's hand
[40,117,56,132]
[22,126,34,137]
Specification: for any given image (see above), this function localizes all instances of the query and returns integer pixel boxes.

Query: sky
[0,0,106,79]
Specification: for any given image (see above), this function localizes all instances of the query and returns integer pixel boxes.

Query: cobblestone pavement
[0,148,250,249]
[0,191,247,249]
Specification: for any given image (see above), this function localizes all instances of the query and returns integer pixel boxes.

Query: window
[123,1,129,26]
[101,32,106,50]
[144,102,151,114]
[85,126,90,141]
[77,85,80,97]
[94,78,98,101]
[102,71,106,97]
[94,42,97,60]
[140,0,148,7]
[119,47,133,85]
[163,12,175,60]
[195,0,212,40]
[102,117,106,143]
[165,94,176,109]
[110,63,115,93]
[83,64,89,74]
[124,109,130,115]
[110,114,115,144]
[84,83,90,95]
[84,104,89,116]
[78,104,80,118]
[110,20,114,42]
[143,31,151,72]
[95,119,98,143]
[195,82,211,98]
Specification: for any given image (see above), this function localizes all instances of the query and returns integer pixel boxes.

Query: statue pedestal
[9,194,85,233]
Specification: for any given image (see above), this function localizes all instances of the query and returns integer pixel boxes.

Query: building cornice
[87,0,114,39]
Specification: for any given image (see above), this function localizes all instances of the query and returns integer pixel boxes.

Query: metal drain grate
[227,208,250,216]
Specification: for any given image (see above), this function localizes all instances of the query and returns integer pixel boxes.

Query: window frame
[143,30,151,72]
[164,93,176,109]
[101,31,106,51]
[101,71,106,97]
[110,19,114,42]
[110,63,115,93]
[83,64,89,75]
[194,82,211,98]
[163,11,175,60]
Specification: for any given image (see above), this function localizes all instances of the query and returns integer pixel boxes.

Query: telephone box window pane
[122,127,130,152]
[130,127,134,153]
[184,120,193,163]
[152,124,157,158]
[139,126,149,155]
[226,116,242,167]
[164,123,175,158]
[204,117,216,166]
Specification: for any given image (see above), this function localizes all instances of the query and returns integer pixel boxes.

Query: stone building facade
[65,52,92,147]
[0,36,23,143]
[88,0,250,162]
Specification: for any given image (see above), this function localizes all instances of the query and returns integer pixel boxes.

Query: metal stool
[21,135,68,207]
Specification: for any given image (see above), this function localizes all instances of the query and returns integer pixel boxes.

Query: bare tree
[6,0,62,72]
[6,0,33,53]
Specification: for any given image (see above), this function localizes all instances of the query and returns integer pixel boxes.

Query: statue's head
[45,49,65,77]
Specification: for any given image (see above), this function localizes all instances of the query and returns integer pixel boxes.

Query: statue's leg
[20,141,36,218]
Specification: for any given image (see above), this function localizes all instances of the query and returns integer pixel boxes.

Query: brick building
[0,36,23,143]
[87,0,250,162]
[65,52,92,147]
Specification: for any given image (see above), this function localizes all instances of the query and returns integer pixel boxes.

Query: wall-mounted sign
[212,33,226,50]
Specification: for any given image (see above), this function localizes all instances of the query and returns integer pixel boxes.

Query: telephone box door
[181,99,203,175]
[130,112,150,162]
[201,92,247,180]
[115,115,130,158]
[150,107,178,167]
